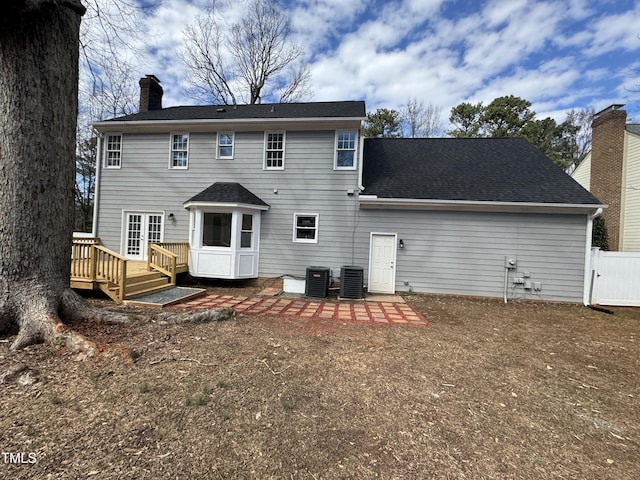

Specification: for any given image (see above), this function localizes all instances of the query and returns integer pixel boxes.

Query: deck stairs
[71,238,189,304]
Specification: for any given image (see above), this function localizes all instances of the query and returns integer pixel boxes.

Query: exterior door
[124,212,163,260]
[368,233,397,294]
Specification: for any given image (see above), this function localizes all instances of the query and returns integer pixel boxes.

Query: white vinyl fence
[590,248,640,307]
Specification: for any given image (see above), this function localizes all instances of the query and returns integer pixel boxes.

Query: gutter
[359,195,607,214]
[93,116,368,133]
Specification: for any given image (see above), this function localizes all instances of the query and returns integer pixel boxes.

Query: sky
[113,0,640,128]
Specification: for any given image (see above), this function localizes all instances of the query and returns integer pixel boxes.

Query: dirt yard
[1,292,639,479]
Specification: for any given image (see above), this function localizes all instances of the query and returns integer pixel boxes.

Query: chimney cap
[594,104,625,119]
[144,74,161,83]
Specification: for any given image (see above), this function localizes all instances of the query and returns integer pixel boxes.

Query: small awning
[183,182,269,210]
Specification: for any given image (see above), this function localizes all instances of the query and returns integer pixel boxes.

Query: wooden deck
[71,239,189,304]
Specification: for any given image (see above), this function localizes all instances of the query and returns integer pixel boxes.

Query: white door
[124,212,163,260]
[368,233,397,294]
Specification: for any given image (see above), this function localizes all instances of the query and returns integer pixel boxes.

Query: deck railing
[148,243,178,286]
[71,238,127,303]
[71,238,99,279]
[94,245,128,303]
[152,242,189,266]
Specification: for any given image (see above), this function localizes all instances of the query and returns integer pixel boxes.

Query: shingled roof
[185,183,269,208]
[106,101,366,122]
[362,138,603,205]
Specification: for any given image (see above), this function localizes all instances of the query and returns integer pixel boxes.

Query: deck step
[125,275,170,296]
[125,283,175,299]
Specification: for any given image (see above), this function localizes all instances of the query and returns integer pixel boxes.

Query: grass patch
[185,384,212,407]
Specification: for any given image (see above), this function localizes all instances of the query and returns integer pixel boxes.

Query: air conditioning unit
[340,266,363,299]
[305,267,330,298]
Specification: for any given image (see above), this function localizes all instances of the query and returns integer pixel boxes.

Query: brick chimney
[139,75,163,112]
[590,104,626,250]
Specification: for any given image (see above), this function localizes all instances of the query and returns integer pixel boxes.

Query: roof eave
[94,116,366,133]
[358,196,606,214]
[183,201,269,211]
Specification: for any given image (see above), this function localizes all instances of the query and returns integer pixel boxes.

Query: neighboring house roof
[626,124,640,136]
[184,182,269,209]
[104,101,366,123]
[362,138,603,207]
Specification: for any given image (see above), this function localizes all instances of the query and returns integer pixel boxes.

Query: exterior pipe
[583,207,604,306]
[503,267,509,303]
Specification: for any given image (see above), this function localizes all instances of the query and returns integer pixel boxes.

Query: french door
[124,212,163,260]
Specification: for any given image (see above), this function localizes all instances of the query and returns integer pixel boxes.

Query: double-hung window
[240,214,253,248]
[218,132,234,159]
[334,130,357,169]
[170,133,189,169]
[264,132,285,169]
[105,134,122,168]
[293,213,319,243]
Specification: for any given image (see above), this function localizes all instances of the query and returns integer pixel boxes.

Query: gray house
[91,76,603,303]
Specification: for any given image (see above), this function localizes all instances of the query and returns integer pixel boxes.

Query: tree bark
[0,1,126,353]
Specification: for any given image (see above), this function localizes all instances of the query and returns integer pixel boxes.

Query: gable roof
[104,101,366,123]
[184,182,269,209]
[362,138,603,210]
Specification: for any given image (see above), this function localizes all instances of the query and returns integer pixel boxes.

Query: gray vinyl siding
[354,210,588,303]
[96,129,361,274]
[97,129,589,303]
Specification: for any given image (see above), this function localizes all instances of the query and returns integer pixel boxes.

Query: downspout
[358,123,365,192]
[583,207,603,306]
[92,131,103,238]
[352,126,365,264]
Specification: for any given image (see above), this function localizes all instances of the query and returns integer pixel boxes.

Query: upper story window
[293,213,319,243]
[218,132,234,159]
[170,133,189,169]
[105,134,122,168]
[335,130,357,170]
[264,132,285,169]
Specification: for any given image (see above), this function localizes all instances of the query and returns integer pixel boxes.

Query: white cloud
[84,0,640,125]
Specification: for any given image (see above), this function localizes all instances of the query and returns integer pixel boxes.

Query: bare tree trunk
[0,1,126,354]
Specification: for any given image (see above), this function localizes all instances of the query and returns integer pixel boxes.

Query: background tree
[592,216,609,250]
[448,95,586,168]
[73,0,148,233]
[448,101,484,137]
[0,0,126,352]
[564,107,596,165]
[401,97,443,137]
[364,108,403,138]
[181,0,311,105]
[75,138,97,232]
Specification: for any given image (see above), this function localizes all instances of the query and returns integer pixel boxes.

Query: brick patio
[172,294,428,326]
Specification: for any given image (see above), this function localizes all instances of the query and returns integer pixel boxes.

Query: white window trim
[169,132,189,169]
[217,131,235,160]
[240,213,254,249]
[104,133,122,169]
[293,213,319,244]
[334,130,358,170]
[263,131,286,170]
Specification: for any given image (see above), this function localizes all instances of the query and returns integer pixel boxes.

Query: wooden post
[119,259,127,303]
